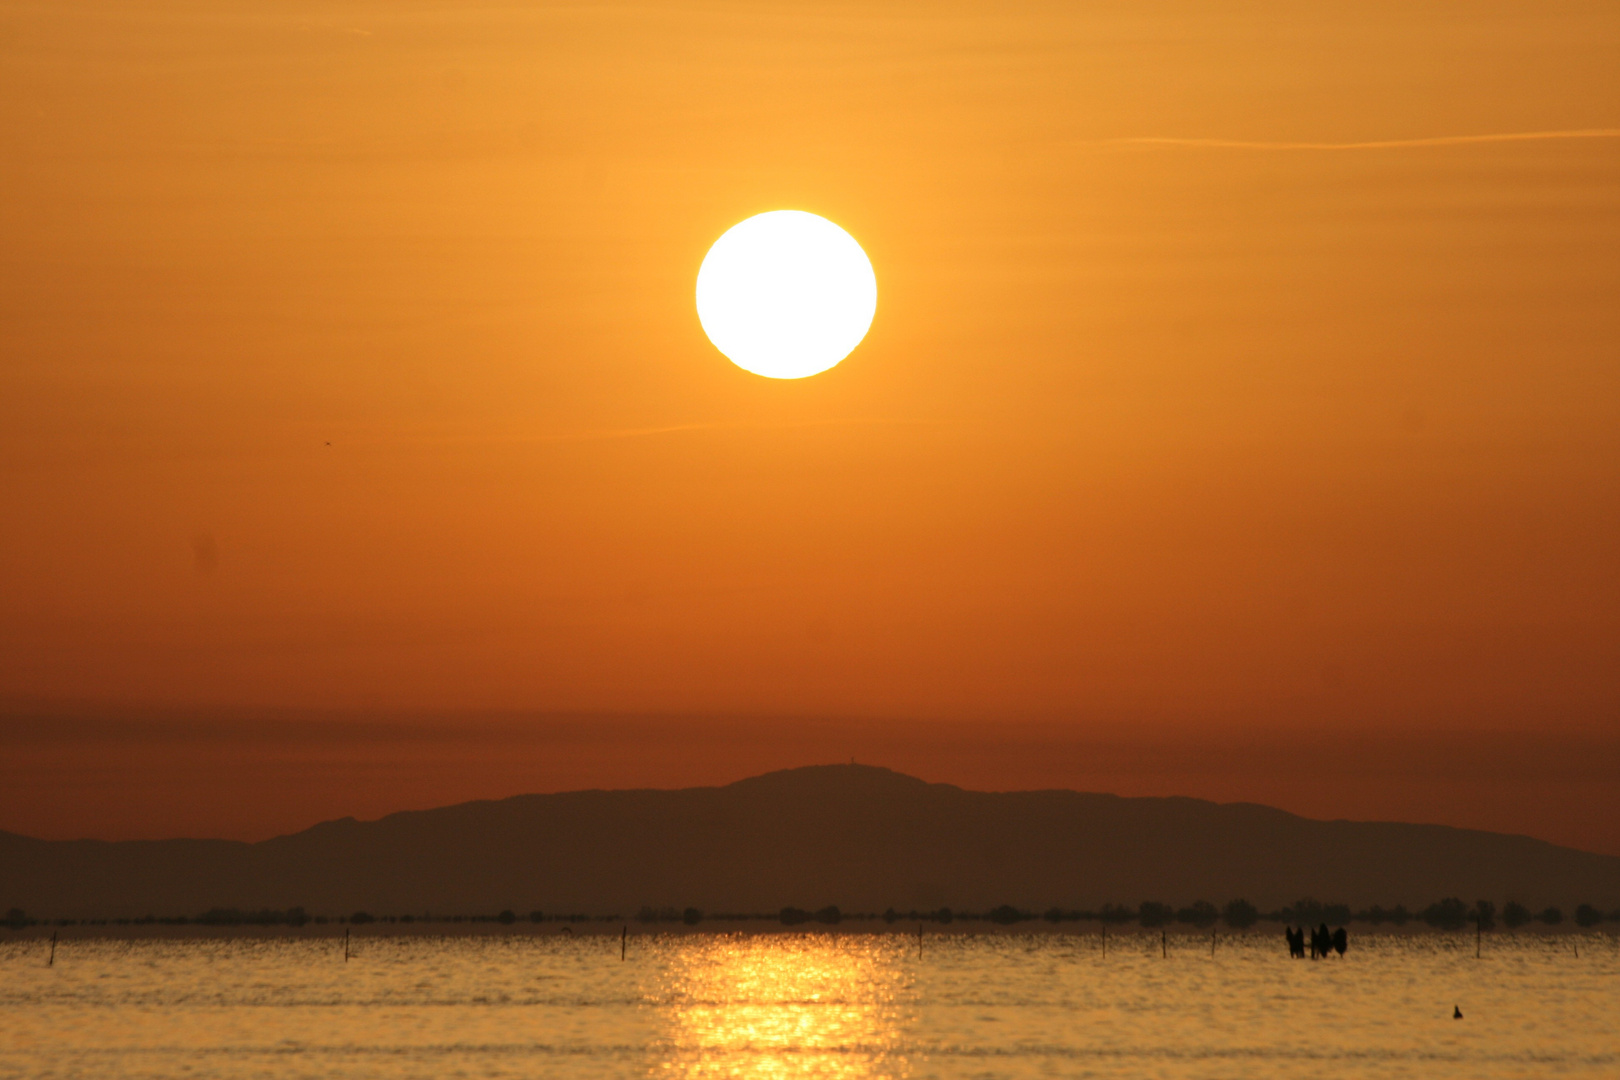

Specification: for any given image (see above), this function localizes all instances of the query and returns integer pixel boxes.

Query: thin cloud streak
[486,417,950,446]
[299,417,953,454]
[1105,128,1620,151]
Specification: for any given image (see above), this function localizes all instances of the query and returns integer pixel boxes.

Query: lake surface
[2,930,1615,1078]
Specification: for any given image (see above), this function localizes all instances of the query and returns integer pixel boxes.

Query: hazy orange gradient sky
[2,2,1618,850]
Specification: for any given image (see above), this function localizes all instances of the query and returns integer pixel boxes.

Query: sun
[696,210,877,379]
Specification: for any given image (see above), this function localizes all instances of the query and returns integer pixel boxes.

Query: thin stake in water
[1161,930,1167,958]
[621,924,626,961]
[344,928,350,963]
[48,931,56,967]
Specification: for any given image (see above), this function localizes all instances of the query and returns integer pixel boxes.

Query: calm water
[2,930,1615,1078]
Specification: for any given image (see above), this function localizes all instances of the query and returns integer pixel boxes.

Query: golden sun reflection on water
[656,934,909,1080]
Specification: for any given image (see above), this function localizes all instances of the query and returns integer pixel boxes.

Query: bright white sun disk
[696,211,877,379]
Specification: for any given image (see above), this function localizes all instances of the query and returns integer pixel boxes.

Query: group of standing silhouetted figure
[1286,924,1347,959]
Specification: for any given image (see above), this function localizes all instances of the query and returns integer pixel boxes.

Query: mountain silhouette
[4,765,1617,917]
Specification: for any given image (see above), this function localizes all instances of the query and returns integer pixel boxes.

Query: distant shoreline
[1,921,1607,942]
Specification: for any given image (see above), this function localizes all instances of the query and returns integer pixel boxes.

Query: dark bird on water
[1453,1006,1463,1019]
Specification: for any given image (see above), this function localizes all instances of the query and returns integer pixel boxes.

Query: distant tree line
[0,907,616,929]
[633,899,1620,930]
[195,907,310,926]
[5,899,1618,931]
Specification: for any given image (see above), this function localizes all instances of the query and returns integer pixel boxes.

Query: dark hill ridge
[4,764,1618,917]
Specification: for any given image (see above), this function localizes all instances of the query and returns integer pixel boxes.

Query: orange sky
[2,2,1618,849]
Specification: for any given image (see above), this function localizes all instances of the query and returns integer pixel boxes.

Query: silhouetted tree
[1176,901,1217,928]
[1276,899,1315,924]
[1222,899,1259,929]
[1138,902,1173,928]
[933,907,954,924]
[780,907,811,925]
[683,907,702,925]
[350,911,375,925]
[1501,902,1530,929]
[1279,898,1352,925]
[497,910,517,925]
[529,910,545,923]
[1575,904,1603,928]
[988,905,1024,925]
[1537,906,1562,925]
[814,906,842,925]
[198,908,307,927]
[1098,904,1135,924]
[1421,899,1469,931]
[883,908,900,923]
[197,909,243,925]
[1470,901,1495,931]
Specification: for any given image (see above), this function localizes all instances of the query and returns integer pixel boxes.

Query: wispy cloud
[1105,128,1620,151]
[511,417,946,445]
[332,417,951,450]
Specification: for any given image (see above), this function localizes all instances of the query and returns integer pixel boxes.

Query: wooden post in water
[621,925,627,962]
[1161,930,1166,958]
[344,928,350,963]
[48,931,56,967]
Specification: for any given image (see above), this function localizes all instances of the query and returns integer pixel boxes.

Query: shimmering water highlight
[2,931,1615,1078]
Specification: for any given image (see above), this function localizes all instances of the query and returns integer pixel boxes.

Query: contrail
[1106,128,1620,151]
